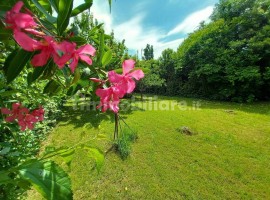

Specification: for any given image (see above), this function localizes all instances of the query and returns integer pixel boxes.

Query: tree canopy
[142,0,270,102]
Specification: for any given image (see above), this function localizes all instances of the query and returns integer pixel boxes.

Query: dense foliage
[141,0,270,102]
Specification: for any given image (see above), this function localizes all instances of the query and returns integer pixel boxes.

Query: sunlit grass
[28,94,270,199]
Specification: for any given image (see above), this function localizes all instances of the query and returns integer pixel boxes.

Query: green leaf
[32,67,46,82]
[38,0,53,14]
[43,80,61,95]
[71,68,81,85]
[83,146,104,172]
[97,30,105,67]
[66,86,75,96]
[0,147,10,155]
[31,0,56,23]
[102,50,112,67]
[0,90,19,97]
[0,28,12,41]
[3,49,18,75]
[42,147,75,167]
[57,0,73,35]
[27,72,33,85]
[0,172,12,185]
[108,0,112,12]
[0,0,17,12]
[39,19,56,31]
[71,0,93,17]
[5,49,34,84]
[69,36,87,46]
[48,0,58,13]
[31,59,53,83]
[40,59,57,79]
[18,160,73,200]
[57,149,75,167]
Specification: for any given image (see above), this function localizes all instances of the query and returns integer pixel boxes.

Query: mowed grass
[28,95,270,199]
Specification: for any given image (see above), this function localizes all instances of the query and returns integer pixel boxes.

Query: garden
[0,0,270,199]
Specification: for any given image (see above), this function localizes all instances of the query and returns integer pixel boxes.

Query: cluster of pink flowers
[4,2,145,119]
[5,1,95,72]
[91,59,144,113]
[1,103,45,131]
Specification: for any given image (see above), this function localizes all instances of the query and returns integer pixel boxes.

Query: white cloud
[73,2,212,58]
[167,6,214,36]
[154,38,184,58]
[114,15,160,50]
[113,14,183,59]
[90,1,112,33]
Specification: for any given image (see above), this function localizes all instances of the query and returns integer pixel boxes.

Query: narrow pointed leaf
[69,36,87,46]
[102,50,112,67]
[83,146,104,172]
[71,0,93,17]
[43,80,61,95]
[57,0,73,35]
[48,0,58,13]
[18,160,73,200]
[30,0,56,23]
[5,49,34,84]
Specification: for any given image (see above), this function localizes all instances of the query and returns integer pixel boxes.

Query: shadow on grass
[135,93,270,116]
[57,94,269,130]
[57,100,145,128]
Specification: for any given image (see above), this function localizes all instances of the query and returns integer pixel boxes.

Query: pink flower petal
[69,57,79,73]
[31,49,51,66]
[14,13,36,29]
[77,44,96,56]
[1,108,11,115]
[18,120,26,131]
[24,28,45,36]
[122,59,135,75]
[56,53,72,68]
[96,88,110,99]
[12,1,24,13]
[12,103,21,110]
[126,79,136,93]
[128,69,144,80]
[108,71,123,84]
[56,41,75,53]
[109,102,119,113]
[14,30,40,51]
[6,116,16,122]
[112,85,127,98]
[89,78,103,83]
[79,54,92,65]
[19,107,29,114]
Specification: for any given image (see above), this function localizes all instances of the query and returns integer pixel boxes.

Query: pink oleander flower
[96,86,124,113]
[18,113,37,131]
[1,103,45,131]
[5,1,37,31]
[32,106,45,121]
[89,78,106,87]
[5,1,47,53]
[31,36,60,66]
[13,29,40,51]
[56,42,96,73]
[108,59,144,93]
[1,103,27,122]
[89,78,103,83]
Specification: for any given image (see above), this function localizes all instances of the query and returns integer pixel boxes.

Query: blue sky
[74,0,219,58]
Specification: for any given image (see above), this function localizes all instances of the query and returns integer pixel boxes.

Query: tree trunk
[114,113,119,140]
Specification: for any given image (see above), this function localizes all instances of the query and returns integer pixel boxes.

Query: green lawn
[28,95,270,199]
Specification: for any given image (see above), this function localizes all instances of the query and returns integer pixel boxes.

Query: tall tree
[174,0,270,102]
[143,44,154,60]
